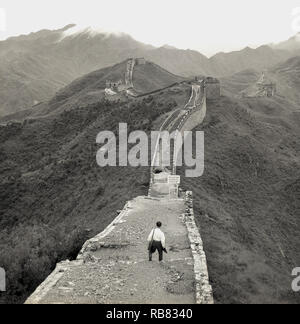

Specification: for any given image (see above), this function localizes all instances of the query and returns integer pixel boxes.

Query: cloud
[57,24,126,42]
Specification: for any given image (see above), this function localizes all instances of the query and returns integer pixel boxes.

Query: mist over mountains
[0,24,299,117]
[271,33,300,52]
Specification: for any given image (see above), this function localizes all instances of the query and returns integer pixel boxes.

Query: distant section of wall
[256,72,276,97]
[180,96,207,133]
[241,72,276,98]
[125,58,135,88]
[257,83,276,97]
[171,85,207,175]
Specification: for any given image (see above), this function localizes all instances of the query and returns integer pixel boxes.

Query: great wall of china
[25,59,218,304]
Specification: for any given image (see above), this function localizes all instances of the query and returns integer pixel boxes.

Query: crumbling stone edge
[77,200,132,259]
[184,191,214,304]
[24,260,72,304]
[25,200,134,304]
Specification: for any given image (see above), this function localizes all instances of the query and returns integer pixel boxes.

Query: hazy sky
[0,0,300,56]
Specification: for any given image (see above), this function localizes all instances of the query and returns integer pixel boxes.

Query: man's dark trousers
[149,240,163,262]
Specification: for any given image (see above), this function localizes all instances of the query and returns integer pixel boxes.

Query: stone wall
[257,83,276,97]
[125,59,135,88]
[184,192,214,304]
[171,91,207,175]
[25,200,133,304]
[180,96,207,133]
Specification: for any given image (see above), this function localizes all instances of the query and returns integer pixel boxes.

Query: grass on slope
[220,69,260,97]
[270,56,300,104]
[0,94,178,304]
[133,62,184,94]
[178,96,300,304]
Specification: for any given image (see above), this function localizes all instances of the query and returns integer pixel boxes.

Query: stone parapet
[184,192,214,304]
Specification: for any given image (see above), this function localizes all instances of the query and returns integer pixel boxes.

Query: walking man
[148,222,167,262]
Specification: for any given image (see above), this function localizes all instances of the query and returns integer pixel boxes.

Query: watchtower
[135,57,146,65]
[257,72,276,97]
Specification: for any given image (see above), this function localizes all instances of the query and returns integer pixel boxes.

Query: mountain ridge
[0,57,299,303]
[0,24,298,117]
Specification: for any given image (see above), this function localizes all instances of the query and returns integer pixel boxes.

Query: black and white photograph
[0,0,299,309]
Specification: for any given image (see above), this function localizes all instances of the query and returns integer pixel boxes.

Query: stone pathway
[27,197,196,304]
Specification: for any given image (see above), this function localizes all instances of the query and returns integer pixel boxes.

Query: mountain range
[0,24,300,117]
[0,53,299,304]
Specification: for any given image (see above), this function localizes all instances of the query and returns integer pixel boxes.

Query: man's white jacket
[147,228,166,248]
